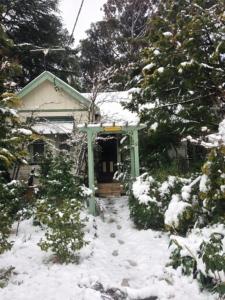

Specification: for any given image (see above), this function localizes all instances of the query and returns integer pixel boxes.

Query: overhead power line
[59,0,85,69]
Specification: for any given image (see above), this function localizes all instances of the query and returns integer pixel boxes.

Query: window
[29,140,45,164]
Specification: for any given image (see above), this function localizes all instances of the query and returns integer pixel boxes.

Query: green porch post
[87,130,96,215]
[133,130,140,177]
[130,133,135,179]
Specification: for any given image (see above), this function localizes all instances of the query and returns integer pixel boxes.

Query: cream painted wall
[19,80,90,122]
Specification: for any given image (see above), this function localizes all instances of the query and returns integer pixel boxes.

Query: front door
[97,136,117,183]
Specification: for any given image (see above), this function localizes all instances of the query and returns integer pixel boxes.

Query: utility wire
[59,0,85,69]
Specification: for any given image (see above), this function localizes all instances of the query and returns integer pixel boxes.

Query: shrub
[0,207,13,254]
[36,150,87,263]
[0,179,29,254]
[169,226,225,297]
[129,173,193,230]
[36,198,87,263]
[199,146,225,225]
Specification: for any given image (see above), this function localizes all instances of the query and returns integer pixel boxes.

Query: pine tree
[0,0,80,88]
[0,14,32,253]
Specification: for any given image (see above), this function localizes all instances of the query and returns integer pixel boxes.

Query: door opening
[96,135,118,183]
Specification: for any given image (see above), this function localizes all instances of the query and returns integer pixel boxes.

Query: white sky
[59,0,106,45]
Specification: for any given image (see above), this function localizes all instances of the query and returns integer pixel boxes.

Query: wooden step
[96,182,123,198]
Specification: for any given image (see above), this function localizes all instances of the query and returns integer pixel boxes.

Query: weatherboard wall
[19,80,89,122]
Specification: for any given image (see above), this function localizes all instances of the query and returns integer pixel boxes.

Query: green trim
[17,71,91,108]
[78,124,146,134]
[19,108,88,113]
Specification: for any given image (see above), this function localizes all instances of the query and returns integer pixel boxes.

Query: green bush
[36,150,87,263]
[0,179,29,254]
[199,146,225,225]
[129,173,193,230]
[0,207,13,254]
[36,198,87,263]
[169,229,225,297]
[129,192,164,230]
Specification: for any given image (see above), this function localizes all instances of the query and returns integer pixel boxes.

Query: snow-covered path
[0,197,214,300]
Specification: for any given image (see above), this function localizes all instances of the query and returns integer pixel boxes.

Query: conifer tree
[0,0,80,88]
[0,13,32,253]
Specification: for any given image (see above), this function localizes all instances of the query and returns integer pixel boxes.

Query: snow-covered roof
[32,121,73,135]
[82,91,139,123]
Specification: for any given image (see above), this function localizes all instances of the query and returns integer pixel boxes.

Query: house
[17,71,143,202]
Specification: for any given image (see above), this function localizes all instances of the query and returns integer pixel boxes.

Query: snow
[170,223,225,281]
[139,102,156,111]
[150,122,158,131]
[0,197,214,300]
[180,60,194,68]
[185,119,225,148]
[143,63,155,71]
[32,121,74,134]
[164,195,191,227]
[128,87,141,94]
[132,174,157,204]
[199,174,210,193]
[163,31,173,37]
[181,185,192,201]
[153,49,160,56]
[220,53,225,62]
[82,92,139,123]
[12,128,32,136]
[157,67,165,73]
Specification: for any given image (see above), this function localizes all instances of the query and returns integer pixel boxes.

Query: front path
[0,197,214,300]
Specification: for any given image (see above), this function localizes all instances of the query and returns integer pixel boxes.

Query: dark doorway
[96,135,118,183]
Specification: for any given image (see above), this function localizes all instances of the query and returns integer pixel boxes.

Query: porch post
[87,130,96,215]
[133,130,140,177]
[130,133,135,179]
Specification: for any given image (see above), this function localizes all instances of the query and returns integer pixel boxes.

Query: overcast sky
[59,0,106,45]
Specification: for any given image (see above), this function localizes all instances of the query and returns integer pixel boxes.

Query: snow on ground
[0,197,214,300]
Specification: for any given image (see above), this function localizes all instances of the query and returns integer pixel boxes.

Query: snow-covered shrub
[129,173,193,230]
[38,150,82,203]
[129,174,164,229]
[169,225,225,296]
[0,179,28,218]
[199,146,225,225]
[36,150,87,263]
[0,207,13,254]
[164,176,201,235]
[0,179,28,254]
[36,198,87,263]
[164,195,194,235]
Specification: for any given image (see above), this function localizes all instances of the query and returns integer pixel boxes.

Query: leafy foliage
[37,198,87,264]
[36,150,87,263]
[129,173,194,230]
[200,146,225,225]
[79,0,154,91]
[170,231,225,297]
[127,0,225,169]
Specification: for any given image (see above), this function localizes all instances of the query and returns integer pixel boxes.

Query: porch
[78,122,146,215]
